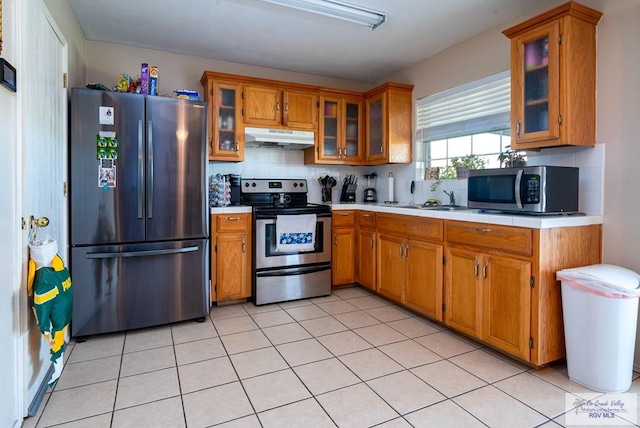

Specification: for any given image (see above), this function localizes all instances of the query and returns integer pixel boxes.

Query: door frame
[15,0,69,419]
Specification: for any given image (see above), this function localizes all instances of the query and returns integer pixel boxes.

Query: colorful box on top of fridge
[140,63,149,95]
[173,89,199,100]
[149,65,159,96]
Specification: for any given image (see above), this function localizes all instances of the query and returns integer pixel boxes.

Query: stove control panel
[241,178,307,193]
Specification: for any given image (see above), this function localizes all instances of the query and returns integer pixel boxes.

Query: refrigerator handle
[137,120,144,219]
[147,120,154,219]
[86,246,199,259]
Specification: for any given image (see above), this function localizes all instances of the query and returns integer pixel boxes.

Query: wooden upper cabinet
[200,76,244,161]
[283,89,318,129]
[365,82,413,165]
[244,84,283,126]
[305,91,363,165]
[503,1,602,149]
[244,84,318,130]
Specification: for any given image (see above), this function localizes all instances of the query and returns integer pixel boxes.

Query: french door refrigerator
[69,88,209,337]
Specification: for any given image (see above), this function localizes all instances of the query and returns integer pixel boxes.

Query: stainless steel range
[241,178,332,305]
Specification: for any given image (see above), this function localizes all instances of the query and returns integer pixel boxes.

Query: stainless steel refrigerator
[69,88,209,338]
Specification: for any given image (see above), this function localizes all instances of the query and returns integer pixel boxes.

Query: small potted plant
[498,146,527,168]
[450,154,486,179]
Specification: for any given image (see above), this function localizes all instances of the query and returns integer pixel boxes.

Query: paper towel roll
[388,172,394,202]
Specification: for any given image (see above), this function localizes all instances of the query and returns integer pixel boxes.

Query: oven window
[264,221,324,256]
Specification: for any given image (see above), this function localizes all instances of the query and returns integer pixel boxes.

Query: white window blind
[416,71,510,141]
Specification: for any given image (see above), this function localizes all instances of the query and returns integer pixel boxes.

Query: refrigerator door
[145,97,208,242]
[70,239,209,337]
[70,89,146,246]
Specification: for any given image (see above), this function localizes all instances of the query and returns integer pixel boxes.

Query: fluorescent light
[261,0,387,30]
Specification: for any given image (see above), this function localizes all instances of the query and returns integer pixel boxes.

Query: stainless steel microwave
[467,166,579,214]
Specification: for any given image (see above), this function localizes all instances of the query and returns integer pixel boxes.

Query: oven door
[255,214,331,269]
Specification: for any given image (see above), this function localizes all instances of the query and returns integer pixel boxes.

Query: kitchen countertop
[211,203,603,229]
[330,203,603,229]
[210,205,252,214]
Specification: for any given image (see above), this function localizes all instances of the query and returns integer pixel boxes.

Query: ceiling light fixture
[261,0,387,30]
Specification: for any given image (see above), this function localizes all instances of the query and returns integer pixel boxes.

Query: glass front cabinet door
[504,2,602,149]
[211,81,244,161]
[512,22,560,146]
[314,94,363,165]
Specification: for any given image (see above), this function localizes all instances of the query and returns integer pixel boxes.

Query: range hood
[244,126,315,150]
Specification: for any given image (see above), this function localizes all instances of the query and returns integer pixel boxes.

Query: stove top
[241,178,330,216]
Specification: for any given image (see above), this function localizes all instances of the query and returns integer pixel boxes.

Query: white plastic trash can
[557,264,640,393]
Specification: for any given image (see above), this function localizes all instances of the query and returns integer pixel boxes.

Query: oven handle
[257,264,331,277]
[255,212,332,220]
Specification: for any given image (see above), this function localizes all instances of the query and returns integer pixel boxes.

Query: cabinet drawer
[357,211,376,229]
[446,221,533,256]
[214,214,250,232]
[377,213,443,242]
[333,210,355,226]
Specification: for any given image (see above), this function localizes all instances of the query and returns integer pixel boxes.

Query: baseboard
[27,364,53,417]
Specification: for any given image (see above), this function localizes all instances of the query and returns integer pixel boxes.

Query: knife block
[340,184,356,203]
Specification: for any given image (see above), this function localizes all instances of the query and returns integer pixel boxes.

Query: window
[415,71,515,179]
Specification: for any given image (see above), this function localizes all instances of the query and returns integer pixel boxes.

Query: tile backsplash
[207,143,604,215]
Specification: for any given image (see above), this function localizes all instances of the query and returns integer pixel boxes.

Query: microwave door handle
[514,169,524,209]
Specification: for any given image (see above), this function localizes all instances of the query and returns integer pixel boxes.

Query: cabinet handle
[399,245,403,257]
[482,262,488,279]
[370,237,374,248]
[516,119,521,138]
[474,260,479,278]
[235,141,239,153]
[473,227,493,233]
[276,101,280,112]
[285,102,289,113]
[404,244,409,259]
[242,240,246,253]
[225,216,241,221]
[334,235,338,245]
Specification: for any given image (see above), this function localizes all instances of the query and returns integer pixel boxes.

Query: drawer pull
[339,212,351,216]
[473,227,493,233]
[225,216,241,221]
[362,213,372,217]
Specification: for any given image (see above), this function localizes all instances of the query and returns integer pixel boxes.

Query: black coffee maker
[229,174,241,205]
[363,173,377,203]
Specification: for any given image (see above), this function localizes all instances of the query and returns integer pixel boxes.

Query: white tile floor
[24,286,640,427]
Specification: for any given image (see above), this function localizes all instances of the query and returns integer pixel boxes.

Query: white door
[19,0,68,417]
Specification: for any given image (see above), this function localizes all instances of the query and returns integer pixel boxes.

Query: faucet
[443,190,455,206]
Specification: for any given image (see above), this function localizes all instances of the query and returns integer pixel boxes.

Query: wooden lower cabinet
[333,208,601,366]
[445,221,601,365]
[332,211,356,286]
[445,247,530,360]
[211,214,251,302]
[376,214,444,321]
[356,211,377,291]
[404,239,443,320]
[377,233,404,301]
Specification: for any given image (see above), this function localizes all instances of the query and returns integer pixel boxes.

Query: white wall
[0,0,24,424]
[84,41,371,97]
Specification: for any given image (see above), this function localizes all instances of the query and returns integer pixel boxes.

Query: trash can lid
[557,264,640,296]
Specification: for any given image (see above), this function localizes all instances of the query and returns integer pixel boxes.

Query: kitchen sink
[424,205,468,211]
[395,204,468,211]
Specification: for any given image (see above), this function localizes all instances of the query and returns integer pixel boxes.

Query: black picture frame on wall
[1,58,16,92]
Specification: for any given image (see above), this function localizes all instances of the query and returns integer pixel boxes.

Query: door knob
[29,216,49,228]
